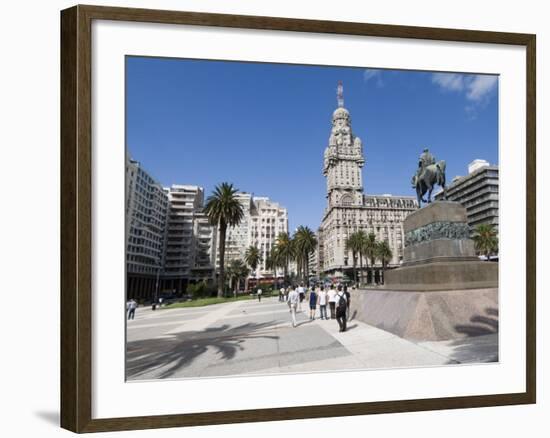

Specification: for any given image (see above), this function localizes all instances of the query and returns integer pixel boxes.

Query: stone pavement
[126,297,498,381]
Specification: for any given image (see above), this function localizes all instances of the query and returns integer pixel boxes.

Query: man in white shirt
[257,288,262,302]
[318,286,328,320]
[327,286,337,319]
[287,287,300,327]
[126,298,137,320]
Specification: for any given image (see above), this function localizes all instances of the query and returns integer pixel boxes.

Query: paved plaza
[126,297,498,381]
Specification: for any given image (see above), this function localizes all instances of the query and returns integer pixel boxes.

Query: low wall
[349,287,498,342]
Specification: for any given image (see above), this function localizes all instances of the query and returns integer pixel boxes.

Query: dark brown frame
[61,4,536,433]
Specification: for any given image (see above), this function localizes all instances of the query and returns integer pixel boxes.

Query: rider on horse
[412,148,446,207]
[416,148,435,184]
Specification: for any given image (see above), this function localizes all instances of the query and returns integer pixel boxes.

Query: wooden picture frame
[60,4,536,433]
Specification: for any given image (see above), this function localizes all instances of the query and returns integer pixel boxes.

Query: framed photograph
[60,4,536,433]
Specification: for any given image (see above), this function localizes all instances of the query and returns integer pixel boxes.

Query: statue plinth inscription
[384,201,498,290]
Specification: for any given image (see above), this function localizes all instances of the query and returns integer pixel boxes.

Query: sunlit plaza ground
[126,296,498,381]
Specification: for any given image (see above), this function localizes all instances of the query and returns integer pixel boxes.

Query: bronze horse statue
[412,160,447,207]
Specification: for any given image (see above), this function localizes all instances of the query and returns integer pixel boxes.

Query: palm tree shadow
[126,321,279,380]
[447,307,499,364]
[454,307,499,337]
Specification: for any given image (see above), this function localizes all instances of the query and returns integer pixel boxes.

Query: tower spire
[337,81,344,108]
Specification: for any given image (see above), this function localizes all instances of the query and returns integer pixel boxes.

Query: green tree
[273,232,294,285]
[204,182,244,297]
[265,250,278,290]
[226,259,250,297]
[244,245,262,291]
[345,231,363,285]
[376,240,393,284]
[293,226,318,284]
[363,232,378,285]
[472,224,498,260]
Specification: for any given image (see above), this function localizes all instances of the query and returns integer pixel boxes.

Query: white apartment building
[126,158,169,299]
[224,193,288,279]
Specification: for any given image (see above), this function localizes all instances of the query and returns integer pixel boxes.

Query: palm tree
[363,232,378,285]
[226,259,249,297]
[204,182,244,297]
[376,240,393,284]
[293,226,318,285]
[265,251,277,290]
[355,230,367,285]
[472,224,498,260]
[274,232,294,285]
[244,245,262,291]
[345,231,362,285]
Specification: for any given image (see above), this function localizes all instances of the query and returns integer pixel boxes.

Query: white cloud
[466,75,498,101]
[431,73,498,114]
[363,68,383,87]
[432,73,465,91]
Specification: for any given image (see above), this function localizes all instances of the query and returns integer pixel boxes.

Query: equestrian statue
[411,148,447,208]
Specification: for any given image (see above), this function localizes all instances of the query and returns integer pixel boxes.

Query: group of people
[280,284,351,332]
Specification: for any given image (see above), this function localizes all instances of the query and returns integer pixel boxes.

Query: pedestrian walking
[344,284,351,320]
[318,286,328,320]
[335,285,347,332]
[257,288,262,302]
[297,284,305,312]
[287,287,299,327]
[279,286,285,302]
[126,298,137,320]
[327,285,337,319]
[308,286,318,320]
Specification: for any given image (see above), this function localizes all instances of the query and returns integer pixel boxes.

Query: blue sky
[126,56,498,231]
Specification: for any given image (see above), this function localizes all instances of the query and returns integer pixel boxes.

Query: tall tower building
[319,83,417,282]
[323,81,365,209]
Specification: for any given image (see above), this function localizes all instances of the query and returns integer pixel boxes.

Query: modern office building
[126,158,169,300]
[163,185,218,293]
[435,159,499,232]
[318,83,417,282]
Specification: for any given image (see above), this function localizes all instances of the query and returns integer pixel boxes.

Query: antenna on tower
[337,81,344,108]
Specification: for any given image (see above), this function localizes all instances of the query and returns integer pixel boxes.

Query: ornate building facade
[224,193,288,279]
[319,84,417,281]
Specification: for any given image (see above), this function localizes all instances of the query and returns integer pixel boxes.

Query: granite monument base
[349,287,498,341]
[385,201,498,290]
